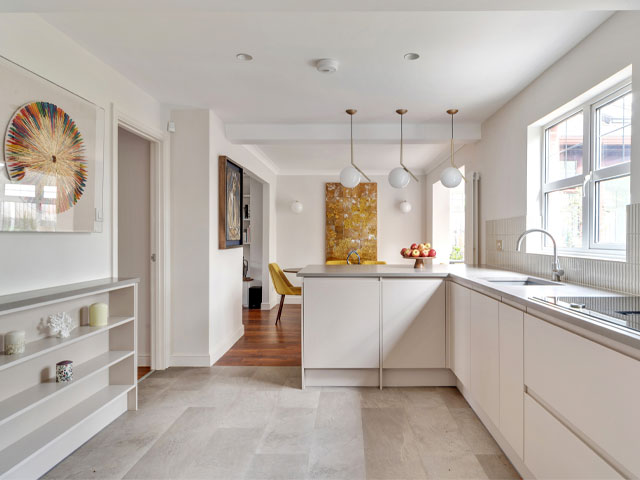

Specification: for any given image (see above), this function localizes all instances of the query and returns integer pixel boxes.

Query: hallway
[216,305,301,366]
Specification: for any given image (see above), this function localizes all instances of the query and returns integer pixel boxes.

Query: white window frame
[541,81,631,258]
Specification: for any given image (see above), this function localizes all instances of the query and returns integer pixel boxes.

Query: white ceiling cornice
[8,1,636,12]
[226,122,481,145]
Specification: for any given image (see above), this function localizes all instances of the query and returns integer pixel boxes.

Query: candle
[5,330,25,355]
[89,303,109,327]
[56,360,73,382]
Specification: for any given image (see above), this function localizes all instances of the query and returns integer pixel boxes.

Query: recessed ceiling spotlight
[316,58,339,73]
[236,53,253,61]
[404,53,420,61]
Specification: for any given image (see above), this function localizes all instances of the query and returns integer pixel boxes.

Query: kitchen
[0,4,639,480]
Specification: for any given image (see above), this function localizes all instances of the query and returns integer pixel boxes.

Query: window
[542,83,631,255]
[432,166,465,263]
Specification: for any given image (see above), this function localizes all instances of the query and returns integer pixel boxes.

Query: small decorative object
[399,200,412,214]
[218,156,243,249]
[89,303,108,327]
[56,360,73,382]
[401,242,436,269]
[4,330,25,355]
[47,312,74,338]
[290,200,303,214]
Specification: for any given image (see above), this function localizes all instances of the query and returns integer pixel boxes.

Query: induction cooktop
[531,295,640,334]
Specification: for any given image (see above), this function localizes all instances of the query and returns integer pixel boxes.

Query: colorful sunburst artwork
[4,101,87,213]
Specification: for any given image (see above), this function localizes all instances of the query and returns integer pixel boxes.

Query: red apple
[420,249,429,257]
[424,243,431,250]
[411,249,420,257]
[419,243,427,251]
[410,243,418,250]
[400,248,407,256]
[427,249,436,257]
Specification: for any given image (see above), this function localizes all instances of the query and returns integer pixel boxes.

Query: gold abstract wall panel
[325,182,377,261]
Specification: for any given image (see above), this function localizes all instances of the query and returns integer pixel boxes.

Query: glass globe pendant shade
[340,165,361,188]
[388,167,410,189]
[440,166,463,188]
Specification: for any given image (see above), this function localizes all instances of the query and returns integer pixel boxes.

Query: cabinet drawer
[382,279,445,368]
[524,314,640,477]
[303,277,380,369]
[524,394,621,479]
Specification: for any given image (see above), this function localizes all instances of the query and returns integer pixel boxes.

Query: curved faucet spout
[346,250,361,265]
[516,228,564,282]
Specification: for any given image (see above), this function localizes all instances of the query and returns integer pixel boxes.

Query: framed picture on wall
[0,55,105,233]
[218,155,243,249]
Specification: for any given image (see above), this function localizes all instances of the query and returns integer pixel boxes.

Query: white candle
[5,330,25,355]
[89,303,109,327]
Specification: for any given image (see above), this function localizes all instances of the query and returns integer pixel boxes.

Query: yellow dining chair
[268,263,301,324]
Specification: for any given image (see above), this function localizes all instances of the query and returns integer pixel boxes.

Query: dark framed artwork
[218,156,243,249]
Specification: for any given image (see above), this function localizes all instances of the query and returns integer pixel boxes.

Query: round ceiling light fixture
[388,109,418,189]
[439,108,466,189]
[316,58,339,73]
[404,53,420,61]
[236,53,253,61]
[339,109,370,189]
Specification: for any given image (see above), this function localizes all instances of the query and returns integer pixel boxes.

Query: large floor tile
[420,454,489,479]
[244,453,309,480]
[406,405,473,456]
[308,426,366,480]
[476,454,521,479]
[449,408,503,455]
[257,407,317,454]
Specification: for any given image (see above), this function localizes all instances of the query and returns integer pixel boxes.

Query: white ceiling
[36,7,613,173]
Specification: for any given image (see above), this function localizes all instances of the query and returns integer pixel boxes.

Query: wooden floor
[137,366,151,380]
[215,304,301,366]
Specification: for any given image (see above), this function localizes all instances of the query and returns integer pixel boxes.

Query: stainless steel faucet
[346,250,361,265]
[516,229,564,282]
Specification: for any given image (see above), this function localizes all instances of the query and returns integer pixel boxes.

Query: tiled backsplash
[485,204,640,295]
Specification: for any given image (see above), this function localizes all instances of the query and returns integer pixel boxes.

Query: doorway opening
[117,127,153,380]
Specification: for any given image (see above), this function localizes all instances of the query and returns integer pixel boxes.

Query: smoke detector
[316,58,339,73]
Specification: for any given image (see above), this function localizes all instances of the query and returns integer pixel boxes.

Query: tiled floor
[44,367,520,480]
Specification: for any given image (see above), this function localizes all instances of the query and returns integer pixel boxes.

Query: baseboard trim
[169,354,212,367]
[209,323,245,365]
[284,297,301,305]
[137,354,150,367]
[261,300,278,310]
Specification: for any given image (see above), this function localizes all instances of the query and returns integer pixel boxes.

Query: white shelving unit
[0,278,138,480]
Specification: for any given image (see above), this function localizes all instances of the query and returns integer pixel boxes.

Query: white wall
[0,14,165,295]
[276,174,426,296]
[117,128,151,366]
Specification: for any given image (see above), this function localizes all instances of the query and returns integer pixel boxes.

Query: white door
[470,290,500,427]
[382,279,445,368]
[118,128,152,369]
[499,303,524,459]
[449,282,471,386]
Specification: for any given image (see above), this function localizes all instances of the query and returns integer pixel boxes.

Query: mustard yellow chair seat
[268,263,301,324]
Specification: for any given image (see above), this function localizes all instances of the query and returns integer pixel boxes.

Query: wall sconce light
[290,200,303,214]
[399,200,412,214]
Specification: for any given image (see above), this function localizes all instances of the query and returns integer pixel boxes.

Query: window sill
[525,248,627,263]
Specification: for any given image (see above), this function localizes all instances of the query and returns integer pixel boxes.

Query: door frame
[111,104,170,370]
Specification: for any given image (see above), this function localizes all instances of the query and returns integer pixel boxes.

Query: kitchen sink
[484,277,560,286]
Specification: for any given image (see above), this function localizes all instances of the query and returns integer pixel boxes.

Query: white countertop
[298,264,640,354]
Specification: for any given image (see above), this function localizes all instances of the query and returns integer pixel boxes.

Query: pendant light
[389,109,418,189]
[440,109,466,188]
[340,109,370,188]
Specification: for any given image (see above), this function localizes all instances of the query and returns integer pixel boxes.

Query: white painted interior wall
[117,128,151,367]
[425,11,640,264]
[276,174,426,301]
[0,14,166,295]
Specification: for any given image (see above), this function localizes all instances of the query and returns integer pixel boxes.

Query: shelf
[0,385,134,477]
[0,278,138,316]
[0,316,134,373]
[0,350,133,428]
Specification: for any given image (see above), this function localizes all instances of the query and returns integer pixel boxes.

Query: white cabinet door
[449,282,471,386]
[524,394,622,479]
[303,277,380,369]
[470,290,500,427]
[525,314,640,477]
[382,279,445,368]
[499,303,524,459]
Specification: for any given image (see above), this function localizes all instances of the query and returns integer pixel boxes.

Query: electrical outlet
[496,240,503,251]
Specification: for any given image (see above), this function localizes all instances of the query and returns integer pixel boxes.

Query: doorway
[118,127,153,380]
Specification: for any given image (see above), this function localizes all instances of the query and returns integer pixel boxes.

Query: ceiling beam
[225,122,481,145]
[2,0,636,12]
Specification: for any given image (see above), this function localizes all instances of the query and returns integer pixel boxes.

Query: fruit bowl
[401,244,436,269]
